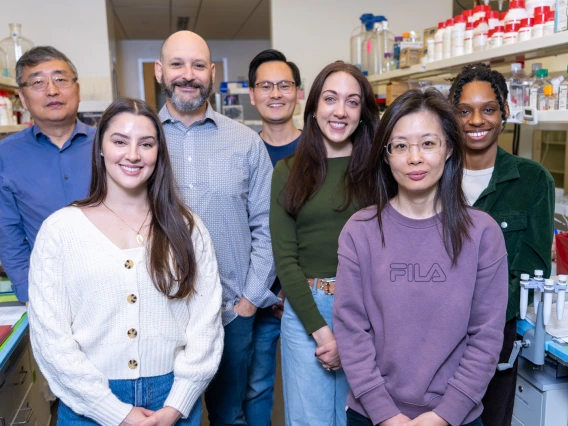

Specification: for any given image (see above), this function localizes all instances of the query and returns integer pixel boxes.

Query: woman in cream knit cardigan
[28,98,223,426]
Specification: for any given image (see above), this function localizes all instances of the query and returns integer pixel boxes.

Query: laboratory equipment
[473,17,489,52]
[0,45,7,77]
[504,22,521,44]
[434,22,445,61]
[558,67,568,110]
[507,63,526,119]
[543,10,555,35]
[0,24,33,79]
[530,69,552,109]
[505,0,529,25]
[522,62,542,106]
[382,53,395,73]
[451,14,466,57]
[443,18,454,59]
[519,17,534,41]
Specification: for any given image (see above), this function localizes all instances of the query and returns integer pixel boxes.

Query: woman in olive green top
[270,61,379,425]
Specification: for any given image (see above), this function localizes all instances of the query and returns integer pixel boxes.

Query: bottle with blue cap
[363,16,387,76]
[350,14,373,72]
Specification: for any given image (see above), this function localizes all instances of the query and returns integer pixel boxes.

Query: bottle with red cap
[443,18,454,59]
[434,22,445,61]
[519,17,534,41]
[462,9,474,24]
[532,6,550,38]
[473,5,485,22]
[543,10,555,35]
[499,11,507,27]
[464,20,475,54]
[491,25,505,48]
[504,0,529,25]
[504,22,521,44]
[488,10,500,29]
[452,15,467,57]
[473,17,489,52]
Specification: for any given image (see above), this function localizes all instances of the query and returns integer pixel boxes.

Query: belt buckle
[319,278,335,295]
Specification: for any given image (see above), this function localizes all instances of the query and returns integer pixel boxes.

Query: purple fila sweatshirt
[333,204,508,426]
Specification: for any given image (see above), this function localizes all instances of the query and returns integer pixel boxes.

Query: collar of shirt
[158,102,219,130]
[33,119,91,151]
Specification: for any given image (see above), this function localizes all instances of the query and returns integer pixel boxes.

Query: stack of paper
[0,306,26,327]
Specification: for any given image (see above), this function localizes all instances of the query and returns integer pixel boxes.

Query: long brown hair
[360,89,471,265]
[282,61,379,215]
[75,98,197,299]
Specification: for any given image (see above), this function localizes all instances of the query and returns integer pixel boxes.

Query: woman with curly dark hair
[449,63,555,426]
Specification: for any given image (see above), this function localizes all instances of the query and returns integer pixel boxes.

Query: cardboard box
[386,81,409,105]
[423,26,438,42]
[400,48,422,68]
[399,41,424,50]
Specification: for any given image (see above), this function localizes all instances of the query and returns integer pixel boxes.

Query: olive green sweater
[270,156,357,334]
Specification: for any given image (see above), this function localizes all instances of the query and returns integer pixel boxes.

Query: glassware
[0,24,34,79]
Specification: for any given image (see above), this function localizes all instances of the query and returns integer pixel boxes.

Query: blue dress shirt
[0,120,95,302]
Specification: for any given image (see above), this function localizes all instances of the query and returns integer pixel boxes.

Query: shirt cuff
[164,376,204,418]
[358,383,400,425]
[13,282,29,303]
[433,384,477,426]
[85,391,133,426]
[242,288,280,309]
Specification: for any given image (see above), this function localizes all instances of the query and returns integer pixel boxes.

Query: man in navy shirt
[246,49,301,425]
[0,46,95,302]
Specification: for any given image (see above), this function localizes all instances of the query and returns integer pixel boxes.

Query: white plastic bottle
[463,9,474,23]
[0,92,8,126]
[464,20,474,54]
[526,0,555,17]
[559,66,568,110]
[500,11,507,27]
[452,14,466,57]
[504,22,521,44]
[519,17,534,41]
[4,90,13,125]
[491,25,505,48]
[504,0,529,26]
[350,14,374,70]
[473,17,489,52]
[532,9,547,38]
[488,10,500,29]
[443,18,454,59]
[543,10,555,35]
[434,21,446,61]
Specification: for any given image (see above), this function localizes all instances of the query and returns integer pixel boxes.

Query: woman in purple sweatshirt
[333,89,508,426]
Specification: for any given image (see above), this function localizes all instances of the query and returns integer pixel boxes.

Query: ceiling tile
[233,0,269,39]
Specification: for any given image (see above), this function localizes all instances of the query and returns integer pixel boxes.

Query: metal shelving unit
[368,32,568,85]
[0,124,27,133]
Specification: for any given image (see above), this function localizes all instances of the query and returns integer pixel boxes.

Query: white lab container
[451,15,466,57]
[473,17,489,52]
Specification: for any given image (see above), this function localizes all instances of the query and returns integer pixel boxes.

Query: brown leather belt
[307,278,335,295]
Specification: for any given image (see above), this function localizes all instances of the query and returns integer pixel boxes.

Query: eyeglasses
[254,80,296,95]
[20,75,78,91]
[386,137,444,156]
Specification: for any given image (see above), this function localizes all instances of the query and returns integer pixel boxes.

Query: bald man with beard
[156,32,279,425]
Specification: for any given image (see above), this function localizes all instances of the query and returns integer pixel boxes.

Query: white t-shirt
[463,167,494,206]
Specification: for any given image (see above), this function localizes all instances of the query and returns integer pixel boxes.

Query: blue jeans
[57,372,202,425]
[244,306,281,426]
[205,314,256,425]
[346,408,484,426]
[280,280,349,426]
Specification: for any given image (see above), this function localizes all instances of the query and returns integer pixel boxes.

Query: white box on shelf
[557,0,568,32]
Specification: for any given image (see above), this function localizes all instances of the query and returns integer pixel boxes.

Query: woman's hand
[135,407,182,426]
[379,413,412,426]
[400,412,449,426]
[119,407,154,425]
[312,325,341,370]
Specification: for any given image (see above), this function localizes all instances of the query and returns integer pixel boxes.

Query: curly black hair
[448,62,509,127]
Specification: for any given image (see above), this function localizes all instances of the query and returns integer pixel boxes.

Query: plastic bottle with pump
[350,14,374,71]
[530,69,552,109]
[506,63,526,118]
[473,17,489,52]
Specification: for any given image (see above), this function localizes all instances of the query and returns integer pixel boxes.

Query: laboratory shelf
[0,124,27,133]
[368,31,568,84]
[509,109,568,124]
[0,75,18,90]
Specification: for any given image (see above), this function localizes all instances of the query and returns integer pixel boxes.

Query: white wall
[271,0,453,93]
[0,0,113,104]
[116,39,271,99]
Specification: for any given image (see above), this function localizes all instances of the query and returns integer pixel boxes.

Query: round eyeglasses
[20,75,78,91]
[254,80,296,95]
[386,137,444,156]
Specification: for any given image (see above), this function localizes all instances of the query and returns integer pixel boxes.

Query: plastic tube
[543,279,555,326]
[558,275,567,320]
[534,269,544,314]
[520,273,530,319]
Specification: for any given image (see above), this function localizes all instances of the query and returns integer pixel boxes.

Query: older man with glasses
[0,46,95,303]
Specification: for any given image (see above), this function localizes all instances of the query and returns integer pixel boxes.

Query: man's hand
[272,289,285,319]
[135,407,182,426]
[119,407,154,425]
[234,297,257,317]
[379,413,412,426]
[400,412,449,426]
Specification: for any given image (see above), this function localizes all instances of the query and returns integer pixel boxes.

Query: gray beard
[161,78,213,112]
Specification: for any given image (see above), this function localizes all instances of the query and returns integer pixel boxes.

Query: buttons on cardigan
[128,360,138,369]
[127,294,137,304]
[500,222,508,229]
[127,328,138,338]
[124,259,134,269]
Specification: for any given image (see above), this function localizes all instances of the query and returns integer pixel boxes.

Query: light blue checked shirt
[159,104,278,326]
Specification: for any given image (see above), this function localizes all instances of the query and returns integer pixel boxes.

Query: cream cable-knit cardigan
[28,206,223,425]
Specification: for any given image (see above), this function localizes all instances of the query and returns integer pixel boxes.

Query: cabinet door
[27,352,50,426]
[513,375,544,426]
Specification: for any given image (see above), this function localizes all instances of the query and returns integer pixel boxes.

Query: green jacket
[473,147,555,322]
